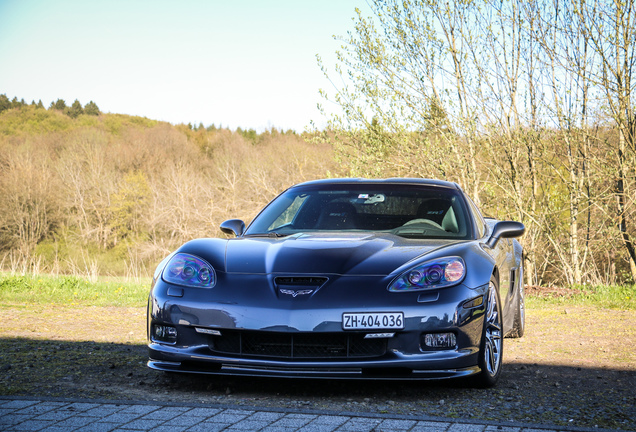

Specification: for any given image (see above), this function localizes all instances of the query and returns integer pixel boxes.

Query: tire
[508,265,525,338]
[472,276,504,388]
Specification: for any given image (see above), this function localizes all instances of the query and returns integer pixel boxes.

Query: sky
[0,0,369,132]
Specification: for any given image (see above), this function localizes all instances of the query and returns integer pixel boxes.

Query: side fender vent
[509,268,517,294]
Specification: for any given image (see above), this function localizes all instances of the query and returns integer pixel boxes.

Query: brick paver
[0,398,619,432]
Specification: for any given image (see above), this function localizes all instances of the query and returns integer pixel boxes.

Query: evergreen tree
[69,99,84,118]
[84,101,100,115]
[36,100,44,109]
[50,99,67,111]
[0,94,10,113]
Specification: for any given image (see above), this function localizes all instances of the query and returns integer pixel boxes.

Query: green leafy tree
[109,171,151,244]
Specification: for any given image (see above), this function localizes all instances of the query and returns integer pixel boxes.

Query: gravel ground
[0,304,634,431]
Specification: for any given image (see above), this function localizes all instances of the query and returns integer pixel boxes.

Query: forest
[0,98,631,287]
[0,102,335,279]
[1,0,635,288]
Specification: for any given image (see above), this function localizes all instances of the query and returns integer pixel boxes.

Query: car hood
[225,232,461,276]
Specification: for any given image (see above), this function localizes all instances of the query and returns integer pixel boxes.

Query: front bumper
[147,276,488,380]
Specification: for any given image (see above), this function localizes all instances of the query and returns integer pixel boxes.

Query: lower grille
[209,330,386,359]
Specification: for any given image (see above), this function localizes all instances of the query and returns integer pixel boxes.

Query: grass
[0,273,150,307]
[525,283,636,310]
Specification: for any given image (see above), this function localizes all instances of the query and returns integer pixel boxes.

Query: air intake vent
[209,330,387,359]
[274,277,328,287]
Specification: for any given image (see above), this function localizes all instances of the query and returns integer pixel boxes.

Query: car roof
[292,178,462,190]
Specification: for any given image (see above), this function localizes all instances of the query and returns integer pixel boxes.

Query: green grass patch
[0,273,149,307]
[526,284,636,309]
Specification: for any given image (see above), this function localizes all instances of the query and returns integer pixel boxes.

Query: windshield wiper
[245,232,289,238]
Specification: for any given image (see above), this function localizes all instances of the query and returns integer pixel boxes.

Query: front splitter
[148,358,480,380]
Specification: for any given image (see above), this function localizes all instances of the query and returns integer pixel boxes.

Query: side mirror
[486,221,525,249]
[220,219,245,237]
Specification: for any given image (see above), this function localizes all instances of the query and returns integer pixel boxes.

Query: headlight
[162,253,216,288]
[388,257,465,292]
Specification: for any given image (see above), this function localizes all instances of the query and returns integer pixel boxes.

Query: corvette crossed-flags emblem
[279,289,314,297]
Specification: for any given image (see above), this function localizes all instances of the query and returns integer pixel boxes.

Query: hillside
[0,105,336,276]
[1,101,635,288]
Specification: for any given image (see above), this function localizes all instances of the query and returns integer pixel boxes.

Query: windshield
[245,183,472,240]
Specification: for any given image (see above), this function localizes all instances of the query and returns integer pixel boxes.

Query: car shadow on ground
[0,338,634,430]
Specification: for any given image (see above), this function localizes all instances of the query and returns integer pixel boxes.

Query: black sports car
[147,178,525,387]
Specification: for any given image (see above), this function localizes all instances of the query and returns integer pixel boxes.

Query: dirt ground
[0,300,634,430]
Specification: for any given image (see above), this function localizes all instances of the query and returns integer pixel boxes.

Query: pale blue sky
[0,0,368,131]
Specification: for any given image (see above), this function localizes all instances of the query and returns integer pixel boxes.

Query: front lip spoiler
[147,358,480,380]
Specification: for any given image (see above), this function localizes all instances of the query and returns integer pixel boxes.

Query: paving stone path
[0,398,622,432]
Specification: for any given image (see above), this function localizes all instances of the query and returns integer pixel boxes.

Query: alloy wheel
[484,280,502,376]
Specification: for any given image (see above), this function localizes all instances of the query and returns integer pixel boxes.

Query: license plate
[342,312,404,330]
